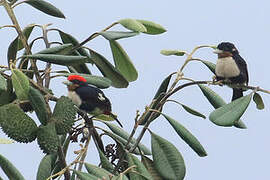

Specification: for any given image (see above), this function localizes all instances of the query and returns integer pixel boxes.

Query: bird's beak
[62,81,72,86]
[213,49,224,54]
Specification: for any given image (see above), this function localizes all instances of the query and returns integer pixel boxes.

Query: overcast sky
[1,0,270,179]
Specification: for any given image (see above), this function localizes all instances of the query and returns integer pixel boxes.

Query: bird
[63,75,123,127]
[213,42,249,101]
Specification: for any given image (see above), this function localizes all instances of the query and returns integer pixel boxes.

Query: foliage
[0,0,268,180]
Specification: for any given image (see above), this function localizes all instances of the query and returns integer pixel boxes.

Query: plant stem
[2,0,42,85]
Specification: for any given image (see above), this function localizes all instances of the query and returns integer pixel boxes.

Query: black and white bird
[63,75,123,127]
[214,42,249,101]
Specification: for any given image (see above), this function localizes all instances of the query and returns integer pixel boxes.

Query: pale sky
[1,0,270,179]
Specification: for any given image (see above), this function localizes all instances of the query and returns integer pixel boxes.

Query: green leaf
[24,0,65,18]
[84,163,113,179]
[97,148,114,173]
[58,30,92,63]
[171,101,206,119]
[140,73,173,125]
[253,92,264,110]
[162,114,207,157]
[99,31,139,41]
[23,54,88,65]
[104,131,140,155]
[127,153,153,180]
[141,156,163,180]
[0,138,14,144]
[198,84,247,129]
[104,122,151,155]
[209,93,252,126]
[61,73,111,89]
[234,119,247,129]
[160,49,185,56]
[36,154,56,180]
[118,18,147,32]
[153,73,173,99]
[151,132,186,180]
[89,49,129,88]
[73,170,100,180]
[28,87,49,125]
[17,24,36,50]
[0,74,7,92]
[0,103,38,143]
[136,20,166,35]
[198,84,226,109]
[200,60,216,74]
[0,154,26,180]
[36,43,73,55]
[11,69,29,100]
[110,40,138,82]
[7,37,18,66]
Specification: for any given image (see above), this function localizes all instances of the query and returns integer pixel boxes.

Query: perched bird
[63,75,123,127]
[214,42,249,101]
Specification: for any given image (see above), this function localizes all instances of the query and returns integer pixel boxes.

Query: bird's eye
[232,48,236,52]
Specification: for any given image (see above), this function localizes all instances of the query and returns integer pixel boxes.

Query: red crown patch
[67,75,87,82]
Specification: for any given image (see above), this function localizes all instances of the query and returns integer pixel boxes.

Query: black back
[74,83,112,113]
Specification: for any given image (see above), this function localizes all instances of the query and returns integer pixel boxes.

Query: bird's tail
[232,88,243,101]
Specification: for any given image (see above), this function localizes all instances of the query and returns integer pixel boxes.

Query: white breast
[68,91,82,106]
[215,57,240,78]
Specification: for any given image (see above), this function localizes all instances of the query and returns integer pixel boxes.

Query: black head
[217,42,239,54]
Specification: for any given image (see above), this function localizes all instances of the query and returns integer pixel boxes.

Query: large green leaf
[253,92,264,110]
[209,93,252,126]
[136,20,166,35]
[162,114,207,157]
[151,132,186,180]
[104,122,151,155]
[0,154,26,180]
[169,101,206,119]
[118,19,147,32]
[104,131,140,155]
[36,43,73,55]
[141,156,163,180]
[58,30,92,63]
[110,40,138,82]
[97,148,114,173]
[200,60,216,74]
[11,69,29,100]
[89,49,129,88]
[98,31,139,41]
[127,153,153,180]
[7,37,18,66]
[198,84,247,128]
[198,84,226,109]
[61,73,111,89]
[73,170,99,180]
[84,163,113,179]
[23,54,88,65]
[36,154,56,180]
[140,73,173,125]
[24,0,65,18]
[17,24,36,50]
[28,87,49,125]
[0,75,7,92]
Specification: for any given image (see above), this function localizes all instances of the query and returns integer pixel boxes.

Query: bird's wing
[234,54,249,84]
[76,86,112,112]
